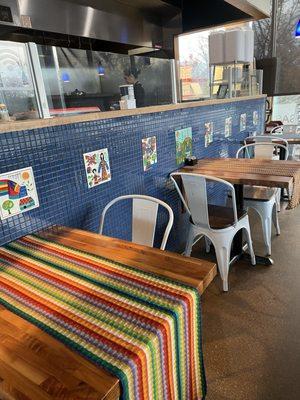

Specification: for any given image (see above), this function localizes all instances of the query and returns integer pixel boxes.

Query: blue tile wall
[0,98,265,250]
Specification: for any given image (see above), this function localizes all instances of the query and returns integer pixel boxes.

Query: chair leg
[261,215,272,256]
[243,224,256,265]
[248,202,273,256]
[205,237,211,253]
[214,244,231,292]
[184,227,195,257]
[275,190,281,212]
[272,203,280,236]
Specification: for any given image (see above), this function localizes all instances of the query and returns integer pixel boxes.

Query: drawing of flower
[85,154,97,166]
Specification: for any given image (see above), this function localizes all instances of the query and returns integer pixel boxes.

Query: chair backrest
[244,135,288,148]
[270,125,283,134]
[99,194,174,250]
[236,142,289,160]
[170,172,238,230]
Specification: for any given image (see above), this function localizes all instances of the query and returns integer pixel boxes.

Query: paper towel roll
[224,29,245,63]
[209,31,225,64]
[244,29,254,63]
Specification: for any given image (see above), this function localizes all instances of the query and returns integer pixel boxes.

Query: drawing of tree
[2,200,14,215]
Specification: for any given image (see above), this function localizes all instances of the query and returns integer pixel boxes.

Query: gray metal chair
[236,142,289,255]
[170,172,255,291]
[99,194,174,250]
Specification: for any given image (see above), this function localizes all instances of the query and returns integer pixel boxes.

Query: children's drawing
[240,113,247,131]
[175,127,193,165]
[253,110,259,126]
[205,122,214,148]
[142,136,157,171]
[83,148,111,188]
[225,117,232,138]
[0,167,39,220]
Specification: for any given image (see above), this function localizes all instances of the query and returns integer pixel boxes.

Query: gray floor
[193,206,300,400]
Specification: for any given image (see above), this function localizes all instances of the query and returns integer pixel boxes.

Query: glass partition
[37,45,173,116]
[0,39,173,121]
[0,41,39,121]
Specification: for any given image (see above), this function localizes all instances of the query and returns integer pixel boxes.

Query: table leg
[230,184,273,266]
[231,184,244,259]
[279,145,289,200]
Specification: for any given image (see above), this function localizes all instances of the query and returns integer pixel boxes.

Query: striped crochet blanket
[0,235,206,400]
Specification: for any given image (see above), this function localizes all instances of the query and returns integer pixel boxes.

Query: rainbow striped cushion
[0,235,206,400]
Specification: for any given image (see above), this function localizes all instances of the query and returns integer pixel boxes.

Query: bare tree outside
[253,0,300,94]
[178,31,211,99]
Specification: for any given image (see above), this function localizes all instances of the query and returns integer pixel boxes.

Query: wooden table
[0,225,216,400]
[180,158,298,265]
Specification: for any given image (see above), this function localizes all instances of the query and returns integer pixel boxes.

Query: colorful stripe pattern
[0,235,206,400]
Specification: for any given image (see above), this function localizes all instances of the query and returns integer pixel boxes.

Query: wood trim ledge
[0,95,266,134]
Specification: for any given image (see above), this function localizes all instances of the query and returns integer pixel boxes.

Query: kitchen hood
[0,0,181,56]
[0,0,269,56]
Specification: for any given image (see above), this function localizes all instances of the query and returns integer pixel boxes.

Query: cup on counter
[0,104,10,122]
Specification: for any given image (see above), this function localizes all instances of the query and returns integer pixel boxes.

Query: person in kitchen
[123,67,145,108]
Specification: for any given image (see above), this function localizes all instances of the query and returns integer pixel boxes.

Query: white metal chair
[270,125,283,135]
[244,135,288,149]
[244,136,289,209]
[236,142,289,256]
[99,194,174,250]
[240,139,289,160]
[170,172,256,292]
[266,128,300,160]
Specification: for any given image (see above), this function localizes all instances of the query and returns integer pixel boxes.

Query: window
[272,95,300,125]
[178,30,210,101]
[178,22,254,101]
[253,0,300,95]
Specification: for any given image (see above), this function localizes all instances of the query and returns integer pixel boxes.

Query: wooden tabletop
[180,158,298,189]
[0,226,217,400]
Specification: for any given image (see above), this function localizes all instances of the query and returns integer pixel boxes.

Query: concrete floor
[193,205,300,400]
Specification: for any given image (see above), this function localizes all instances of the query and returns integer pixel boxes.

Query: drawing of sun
[22,171,30,180]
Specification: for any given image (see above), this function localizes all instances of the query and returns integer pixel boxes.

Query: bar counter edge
[0,95,266,134]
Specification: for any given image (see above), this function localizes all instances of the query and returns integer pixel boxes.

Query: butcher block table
[0,225,216,400]
[180,158,300,265]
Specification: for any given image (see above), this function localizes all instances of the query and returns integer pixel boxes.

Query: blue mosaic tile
[0,98,265,250]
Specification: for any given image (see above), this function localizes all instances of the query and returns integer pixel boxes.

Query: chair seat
[243,185,277,202]
[228,185,277,202]
[190,205,247,229]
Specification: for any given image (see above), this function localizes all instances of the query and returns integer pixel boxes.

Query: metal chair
[270,125,283,134]
[243,137,289,208]
[236,142,289,255]
[244,135,288,148]
[99,194,174,250]
[170,172,256,292]
[236,140,289,160]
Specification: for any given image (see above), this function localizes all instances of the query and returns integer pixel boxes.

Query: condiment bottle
[0,104,10,122]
